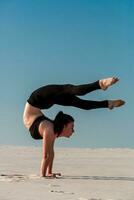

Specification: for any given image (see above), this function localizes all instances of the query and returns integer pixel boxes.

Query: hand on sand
[99,77,119,90]
[46,173,61,178]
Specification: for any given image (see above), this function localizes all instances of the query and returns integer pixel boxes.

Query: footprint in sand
[0,174,41,182]
[0,174,27,182]
[48,184,60,187]
[78,198,102,200]
[50,190,74,195]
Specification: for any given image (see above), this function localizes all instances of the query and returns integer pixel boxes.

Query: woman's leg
[56,94,108,110]
[69,96,109,110]
[64,81,100,96]
[56,94,125,110]
[63,77,119,96]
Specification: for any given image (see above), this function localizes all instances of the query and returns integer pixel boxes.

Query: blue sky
[0,0,133,148]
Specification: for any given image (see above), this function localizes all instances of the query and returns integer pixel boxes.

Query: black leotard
[27,81,108,110]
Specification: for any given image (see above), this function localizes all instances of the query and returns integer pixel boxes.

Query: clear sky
[0,0,133,148]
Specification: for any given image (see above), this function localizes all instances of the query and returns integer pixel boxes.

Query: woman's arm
[47,140,55,175]
[47,143,61,178]
[40,130,54,177]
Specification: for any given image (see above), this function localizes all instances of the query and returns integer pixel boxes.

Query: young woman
[23,77,125,178]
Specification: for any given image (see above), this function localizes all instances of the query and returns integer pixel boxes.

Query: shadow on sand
[61,175,134,182]
[1,174,134,182]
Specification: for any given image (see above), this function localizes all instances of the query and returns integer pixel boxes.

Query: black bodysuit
[27,81,108,140]
[27,81,108,110]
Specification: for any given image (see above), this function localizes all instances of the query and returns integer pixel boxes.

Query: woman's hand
[47,173,61,178]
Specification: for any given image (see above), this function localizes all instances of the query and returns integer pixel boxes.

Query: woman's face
[62,122,74,138]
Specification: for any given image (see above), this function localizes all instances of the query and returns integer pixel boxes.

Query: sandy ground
[0,146,134,200]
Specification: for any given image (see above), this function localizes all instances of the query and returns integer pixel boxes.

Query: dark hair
[54,111,74,137]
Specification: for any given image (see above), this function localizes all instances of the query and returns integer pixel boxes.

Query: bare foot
[108,100,125,110]
[99,77,119,90]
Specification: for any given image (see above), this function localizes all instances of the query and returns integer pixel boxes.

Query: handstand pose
[23,77,125,178]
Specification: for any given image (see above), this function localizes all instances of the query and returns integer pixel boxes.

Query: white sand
[0,146,134,200]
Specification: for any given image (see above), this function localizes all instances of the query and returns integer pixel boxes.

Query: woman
[23,77,125,178]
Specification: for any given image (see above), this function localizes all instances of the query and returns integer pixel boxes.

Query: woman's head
[54,111,74,137]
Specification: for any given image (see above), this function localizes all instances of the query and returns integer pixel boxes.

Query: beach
[0,146,134,200]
